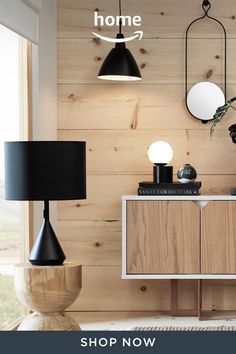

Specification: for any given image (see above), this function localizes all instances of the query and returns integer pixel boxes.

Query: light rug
[134,326,236,331]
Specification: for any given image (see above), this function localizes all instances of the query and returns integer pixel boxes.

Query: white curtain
[0,0,39,44]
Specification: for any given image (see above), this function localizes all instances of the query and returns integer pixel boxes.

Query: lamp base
[153,165,173,183]
[29,219,66,266]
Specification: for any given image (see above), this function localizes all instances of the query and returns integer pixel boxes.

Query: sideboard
[122,195,236,318]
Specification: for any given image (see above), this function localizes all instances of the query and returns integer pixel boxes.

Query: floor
[69,312,236,330]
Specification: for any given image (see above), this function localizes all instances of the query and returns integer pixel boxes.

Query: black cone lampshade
[4,141,86,266]
[97,34,142,81]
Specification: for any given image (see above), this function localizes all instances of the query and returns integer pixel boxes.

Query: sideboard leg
[170,279,178,316]
[170,280,198,317]
[198,280,203,320]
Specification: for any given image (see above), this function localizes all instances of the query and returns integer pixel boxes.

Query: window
[0,24,30,330]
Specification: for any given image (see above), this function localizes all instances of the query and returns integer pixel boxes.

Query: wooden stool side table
[14,263,82,331]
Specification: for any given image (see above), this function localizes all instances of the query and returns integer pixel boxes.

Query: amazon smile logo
[93,11,143,43]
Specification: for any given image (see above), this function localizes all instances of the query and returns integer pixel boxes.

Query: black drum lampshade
[4,141,86,266]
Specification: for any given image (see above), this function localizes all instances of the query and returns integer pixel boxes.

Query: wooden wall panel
[58,0,236,39]
[58,84,236,130]
[69,267,236,311]
[202,280,236,311]
[59,129,236,175]
[58,221,121,265]
[69,266,170,311]
[58,175,236,222]
[57,0,236,313]
[58,38,236,84]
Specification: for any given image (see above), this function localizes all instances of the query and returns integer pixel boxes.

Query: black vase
[177,164,197,183]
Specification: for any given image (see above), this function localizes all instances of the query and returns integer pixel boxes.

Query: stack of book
[138,181,201,196]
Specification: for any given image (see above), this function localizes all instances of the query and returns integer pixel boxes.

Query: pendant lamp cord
[119,0,122,34]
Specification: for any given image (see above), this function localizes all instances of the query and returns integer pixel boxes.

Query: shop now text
[81,337,156,348]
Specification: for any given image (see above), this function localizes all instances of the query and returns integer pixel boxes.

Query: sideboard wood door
[201,201,236,274]
[126,201,200,274]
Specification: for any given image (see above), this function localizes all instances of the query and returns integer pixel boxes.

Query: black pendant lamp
[97,0,142,81]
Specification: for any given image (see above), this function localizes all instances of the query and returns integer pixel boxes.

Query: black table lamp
[147,141,173,183]
[4,141,86,266]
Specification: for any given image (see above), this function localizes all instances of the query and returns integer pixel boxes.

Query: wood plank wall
[57,0,236,312]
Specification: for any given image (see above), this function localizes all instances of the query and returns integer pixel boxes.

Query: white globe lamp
[148,141,173,165]
[148,141,173,183]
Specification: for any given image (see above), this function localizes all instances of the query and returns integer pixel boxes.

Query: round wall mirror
[186,81,225,122]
